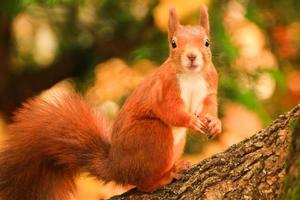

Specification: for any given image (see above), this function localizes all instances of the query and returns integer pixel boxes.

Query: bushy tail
[0,92,112,200]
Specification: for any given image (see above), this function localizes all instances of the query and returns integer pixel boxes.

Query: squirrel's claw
[205,116,221,138]
[189,116,206,134]
[196,114,221,138]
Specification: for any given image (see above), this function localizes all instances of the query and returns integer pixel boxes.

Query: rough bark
[111,103,300,200]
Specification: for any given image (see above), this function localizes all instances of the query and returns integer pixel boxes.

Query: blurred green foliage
[1,0,299,140]
[1,0,81,17]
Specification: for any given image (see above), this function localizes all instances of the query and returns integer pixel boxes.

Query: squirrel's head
[168,6,211,73]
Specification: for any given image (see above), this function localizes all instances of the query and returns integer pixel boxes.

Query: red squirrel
[0,6,221,200]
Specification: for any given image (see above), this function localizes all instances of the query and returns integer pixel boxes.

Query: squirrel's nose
[187,53,196,61]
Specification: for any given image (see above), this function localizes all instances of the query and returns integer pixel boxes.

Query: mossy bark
[111,104,300,200]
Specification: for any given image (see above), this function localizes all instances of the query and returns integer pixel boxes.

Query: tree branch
[111,103,300,200]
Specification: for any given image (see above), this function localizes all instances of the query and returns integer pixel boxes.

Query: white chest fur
[177,72,208,115]
[172,73,208,147]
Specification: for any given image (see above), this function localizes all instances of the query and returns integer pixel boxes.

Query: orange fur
[0,94,111,200]
[0,5,221,199]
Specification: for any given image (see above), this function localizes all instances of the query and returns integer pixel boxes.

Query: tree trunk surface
[111,103,300,200]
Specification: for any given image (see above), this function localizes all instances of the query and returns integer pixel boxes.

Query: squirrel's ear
[200,5,210,35]
[168,7,179,39]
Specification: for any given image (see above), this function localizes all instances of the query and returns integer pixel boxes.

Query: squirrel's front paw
[189,116,206,135]
[202,115,222,138]
[196,115,221,138]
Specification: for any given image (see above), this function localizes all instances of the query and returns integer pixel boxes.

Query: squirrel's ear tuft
[200,5,210,35]
[168,7,179,39]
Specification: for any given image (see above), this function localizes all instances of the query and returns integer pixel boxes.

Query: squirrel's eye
[171,40,177,48]
[205,39,210,47]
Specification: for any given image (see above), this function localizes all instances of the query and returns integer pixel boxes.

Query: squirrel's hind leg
[111,119,175,190]
[136,167,175,192]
